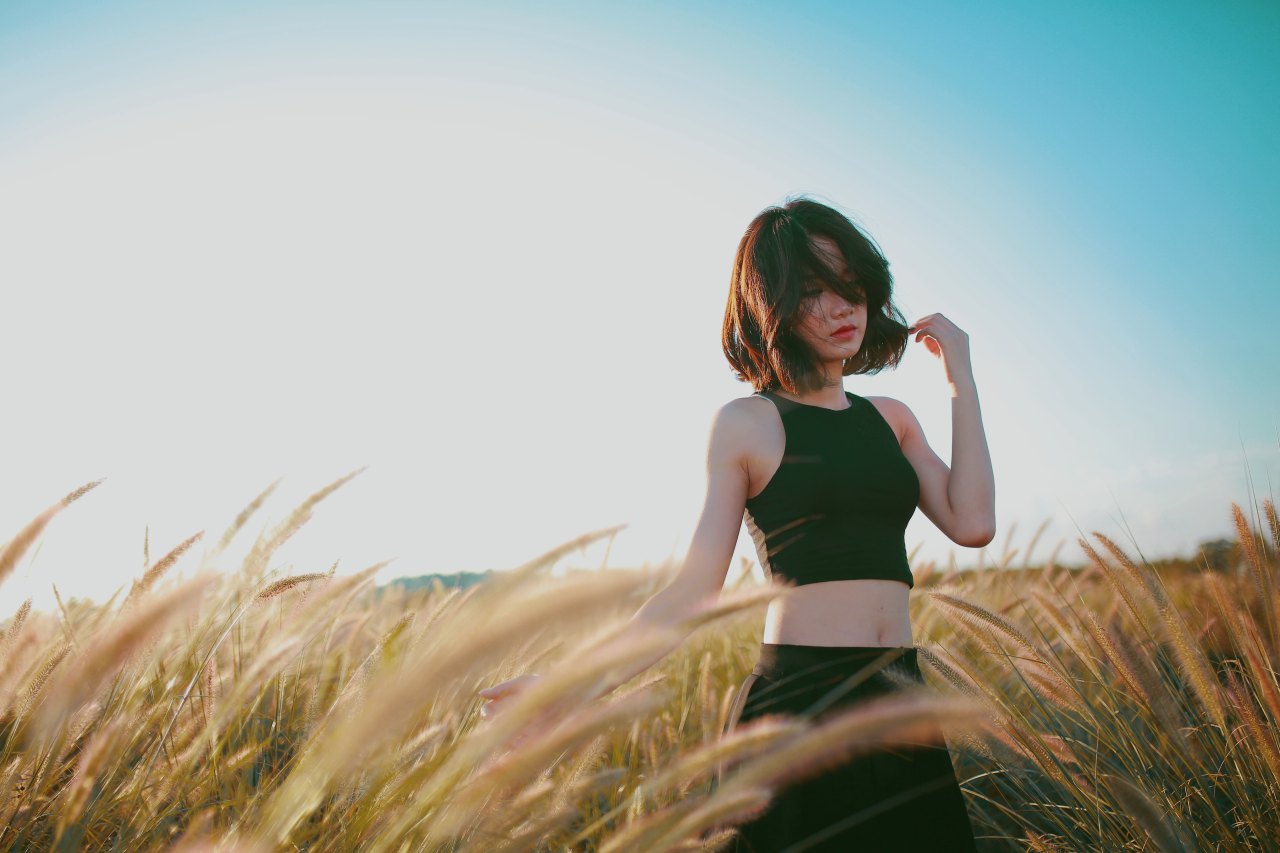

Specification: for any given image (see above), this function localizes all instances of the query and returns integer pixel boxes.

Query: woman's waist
[763,579,911,646]
[751,642,920,681]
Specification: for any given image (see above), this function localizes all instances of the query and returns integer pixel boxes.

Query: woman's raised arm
[902,313,996,547]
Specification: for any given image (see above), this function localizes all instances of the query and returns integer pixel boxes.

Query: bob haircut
[721,197,910,395]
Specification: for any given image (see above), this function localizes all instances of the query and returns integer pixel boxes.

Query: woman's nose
[827,293,855,314]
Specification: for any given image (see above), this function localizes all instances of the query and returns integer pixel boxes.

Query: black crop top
[742,389,920,588]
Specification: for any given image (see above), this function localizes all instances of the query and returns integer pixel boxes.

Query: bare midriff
[761,578,913,646]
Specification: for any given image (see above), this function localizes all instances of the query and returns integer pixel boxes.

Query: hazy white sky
[2,1,1277,612]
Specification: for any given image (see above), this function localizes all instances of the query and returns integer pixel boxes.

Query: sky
[1,0,1277,612]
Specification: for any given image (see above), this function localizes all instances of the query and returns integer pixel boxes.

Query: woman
[481,197,994,851]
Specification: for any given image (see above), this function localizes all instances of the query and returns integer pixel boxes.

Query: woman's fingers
[480,673,540,696]
[479,693,514,721]
[478,674,545,727]
[910,314,965,343]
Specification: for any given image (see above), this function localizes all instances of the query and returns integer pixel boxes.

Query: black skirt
[721,643,977,853]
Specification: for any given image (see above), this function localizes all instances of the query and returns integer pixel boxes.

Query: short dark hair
[721,197,910,394]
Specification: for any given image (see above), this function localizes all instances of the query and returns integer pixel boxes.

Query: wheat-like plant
[2,479,1279,851]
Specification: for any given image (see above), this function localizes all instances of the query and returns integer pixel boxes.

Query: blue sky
[1,1,1276,610]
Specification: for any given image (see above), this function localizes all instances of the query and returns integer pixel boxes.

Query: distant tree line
[381,570,496,593]
[377,536,1252,595]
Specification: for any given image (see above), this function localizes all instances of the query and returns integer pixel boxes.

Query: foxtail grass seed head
[128,530,204,604]
[34,575,213,739]
[256,573,331,601]
[217,478,283,552]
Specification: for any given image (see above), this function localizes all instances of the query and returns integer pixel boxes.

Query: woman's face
[791,235,867,363]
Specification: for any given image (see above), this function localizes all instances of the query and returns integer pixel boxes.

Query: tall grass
[913,498,1280,851]
[2,475,1275,850]
[0,477,985,851]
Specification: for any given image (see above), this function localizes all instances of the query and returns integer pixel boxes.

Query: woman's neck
[775,374,847,409]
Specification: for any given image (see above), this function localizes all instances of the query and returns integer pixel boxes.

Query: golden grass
[127,530,205,605]
[1,480,1278,850]
[0,479,102,585]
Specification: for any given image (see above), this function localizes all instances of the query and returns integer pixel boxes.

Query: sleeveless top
[742,389,921,588]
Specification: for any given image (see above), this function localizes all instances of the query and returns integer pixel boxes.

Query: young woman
[480,197,994,851]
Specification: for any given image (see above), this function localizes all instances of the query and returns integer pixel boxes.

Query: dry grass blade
[1237,624,1280,727]
[202,654,219,730]
[0,480,102,587]
[1234,501,1269,580]
[996,521,1018,569]
[57,716,123,832]
[929,591,1076,706]
[60,479,104,507]
[688,717,808,795]
[1117,617,1200,761]
[564,716,800,850]
[1081,610,1152,708]
[916,645,987,702]
[255,570,648,843]
[1022,518,1051,571]
[166,833,275,853]
[929,591,1048,662]
[1224,667,1280,783]
[0,628,37,702]
[467,790,583,853]
[1025,589,1086,663]
[243,470,365,578]
[720,691,983,795]
[1078,537,1158,643]
[1146,584,1227,730]
[1103,773,1195,852]
[505,523,629,581]
[1024,830,1072,852]
[2,599,32,647]
[593,794,707,853]
[1232,502,1278,657]
[15,644,70,722]
[281,561,389,625]
[985,719,1072,787]
[437,687,669,838]
[1200,573,1252,662]
[218,478,282,552]
[1093,532,1167,608]
[51,583,80,650]
[602,785,773,853]
[126,530,204,605]
[256,573,330,601]
[33,575,214,739]
[672,583,786,635]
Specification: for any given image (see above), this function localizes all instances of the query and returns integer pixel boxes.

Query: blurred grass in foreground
[0,473,1276,851]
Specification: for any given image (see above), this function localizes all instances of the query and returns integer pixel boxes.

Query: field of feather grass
[1,471,1278,852]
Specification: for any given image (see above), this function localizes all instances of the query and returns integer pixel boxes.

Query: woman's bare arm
[889,388,995,548]
[896,313,996,547]
[480,398,753,712]
[579,398,754,697]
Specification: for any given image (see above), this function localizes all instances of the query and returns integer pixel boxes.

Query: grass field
[1,474,1277,851]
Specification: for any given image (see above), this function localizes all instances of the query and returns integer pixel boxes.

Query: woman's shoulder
[861,395,915,445]
[708,393,777,446]
[714,392,776,426]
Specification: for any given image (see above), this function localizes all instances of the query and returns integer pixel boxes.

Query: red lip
[832,325,856,337]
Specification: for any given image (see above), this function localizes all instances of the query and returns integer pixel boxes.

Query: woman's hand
[477,674,573,758]
[907,314,973,387]
[478,673,543,721]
